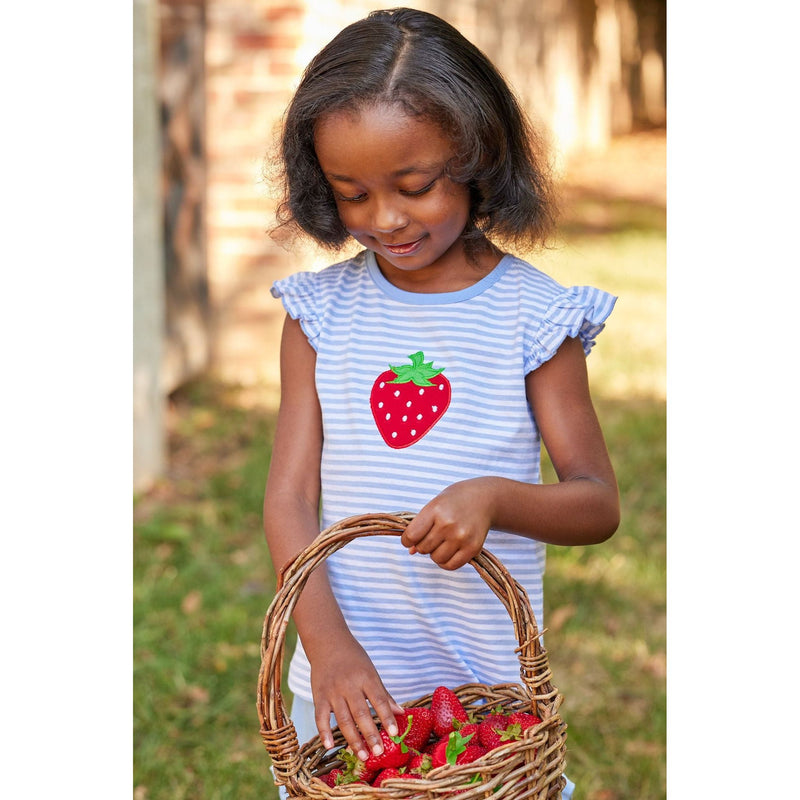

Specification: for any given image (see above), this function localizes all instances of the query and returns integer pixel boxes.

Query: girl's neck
[374,237,504,294]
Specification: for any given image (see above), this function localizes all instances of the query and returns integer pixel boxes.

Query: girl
[263,8,619,798]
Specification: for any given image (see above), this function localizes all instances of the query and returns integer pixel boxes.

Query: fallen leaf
[183,684,210,705]
[643,650,666,679]
[181,590,202,614]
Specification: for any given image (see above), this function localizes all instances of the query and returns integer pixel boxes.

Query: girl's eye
[335,192,367,203]
[402,178,437,197]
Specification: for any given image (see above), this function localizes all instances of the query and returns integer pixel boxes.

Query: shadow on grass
[558,186,667,239]
[543,393,666,800]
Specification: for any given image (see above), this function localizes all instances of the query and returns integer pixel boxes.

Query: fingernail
[372,744,383,756]
[359,748,370,760]
[388,724,398,736]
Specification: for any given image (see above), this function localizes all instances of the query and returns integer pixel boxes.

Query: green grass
[134,169,665,800]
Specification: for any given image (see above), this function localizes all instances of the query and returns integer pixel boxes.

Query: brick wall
[204,1,442,396]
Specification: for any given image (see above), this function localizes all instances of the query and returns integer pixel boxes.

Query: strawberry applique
[370,351,451,449]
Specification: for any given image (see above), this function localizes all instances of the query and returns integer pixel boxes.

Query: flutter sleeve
[524,285,617,373]
[270,271,323,351]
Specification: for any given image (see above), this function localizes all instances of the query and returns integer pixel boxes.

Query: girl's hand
[309,634,405,760]
[400,478,495,570]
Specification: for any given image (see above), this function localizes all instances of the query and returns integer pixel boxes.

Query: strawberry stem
[389,716,414,753]
[445,730,473,765]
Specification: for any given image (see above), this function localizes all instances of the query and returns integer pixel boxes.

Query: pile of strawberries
[317,686,542,789]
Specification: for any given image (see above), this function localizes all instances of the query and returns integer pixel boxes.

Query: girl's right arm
[263,315,402,760]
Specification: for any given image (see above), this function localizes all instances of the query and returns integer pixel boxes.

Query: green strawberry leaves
[388,351,445,387]
[445,730,474,765]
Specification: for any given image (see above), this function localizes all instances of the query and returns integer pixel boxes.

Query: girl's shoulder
[501,253,614,312]
[270,252,370,345]
[272,250,368,296]
[502,255,617,372]
[499,253,586,308]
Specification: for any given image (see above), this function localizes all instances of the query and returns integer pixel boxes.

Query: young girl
[263,8,619,798]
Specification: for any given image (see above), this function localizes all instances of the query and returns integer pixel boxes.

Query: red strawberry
[362,728,412,772]
[407,752,433,776]
[507,711,542,735]
[318,767,345,786]
[478,713,513,750]
[456,722,480,741]
[339,746,379,783]
[431,686,468,737]
[369,351,451,449]
[456,743,488,765]
[372,767,404,787]
[430,729,476,768]
[430,737,450,769]
[395,707,435,753]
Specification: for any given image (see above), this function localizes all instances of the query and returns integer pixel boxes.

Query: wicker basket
[257,512,567,799]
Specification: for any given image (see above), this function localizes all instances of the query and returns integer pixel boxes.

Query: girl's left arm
[401,336,620,569]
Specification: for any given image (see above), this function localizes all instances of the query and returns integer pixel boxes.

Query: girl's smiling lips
[381,237,425,255]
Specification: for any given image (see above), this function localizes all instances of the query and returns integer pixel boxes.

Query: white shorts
[276,696,576,799]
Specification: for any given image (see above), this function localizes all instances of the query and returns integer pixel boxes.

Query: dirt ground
[560,127,666,207]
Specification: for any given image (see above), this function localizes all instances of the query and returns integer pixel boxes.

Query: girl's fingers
[370,693,402,740]
[429,541,459,568]
[315,702,336,752]
[401,513,432,548]
[330,703,370,760]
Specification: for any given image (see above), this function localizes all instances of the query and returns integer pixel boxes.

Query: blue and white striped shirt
[271,249,615,704]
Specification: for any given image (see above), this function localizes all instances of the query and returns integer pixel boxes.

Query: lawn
[133,132,666,800]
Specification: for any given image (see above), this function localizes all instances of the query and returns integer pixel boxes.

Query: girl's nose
[371,199,408,233]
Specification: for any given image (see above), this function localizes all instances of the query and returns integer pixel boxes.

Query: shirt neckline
[365,249,512,305]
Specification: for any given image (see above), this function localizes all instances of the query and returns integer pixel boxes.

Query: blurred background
[133,1,665,798]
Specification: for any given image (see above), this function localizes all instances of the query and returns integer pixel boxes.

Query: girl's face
[314,102,488,292]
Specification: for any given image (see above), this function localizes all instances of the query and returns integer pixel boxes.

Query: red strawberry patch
[370,351,451,448]
[372,767,404,787]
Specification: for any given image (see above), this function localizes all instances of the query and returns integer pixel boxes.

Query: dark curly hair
[272,7,557,255]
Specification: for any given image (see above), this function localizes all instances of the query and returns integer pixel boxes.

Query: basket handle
[257,512,553,788]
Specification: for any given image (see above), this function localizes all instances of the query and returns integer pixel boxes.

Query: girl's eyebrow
[324,163,443,182]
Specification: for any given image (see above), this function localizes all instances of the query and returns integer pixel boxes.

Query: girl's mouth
[383,237,424,256]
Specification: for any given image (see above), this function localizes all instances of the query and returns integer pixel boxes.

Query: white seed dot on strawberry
[416,414,422,420]
[379,382,385,389]
[406,401,412,407]
[419,389,425,395]
[385,413,391,420]
[378,401,384,408]
[411,429,417,436]
[391,432,397,438]
[402,415,408,421]
[394,390,400,397]
[432,406,438,413]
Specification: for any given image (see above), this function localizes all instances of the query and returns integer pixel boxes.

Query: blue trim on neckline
[365,250,512,305]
